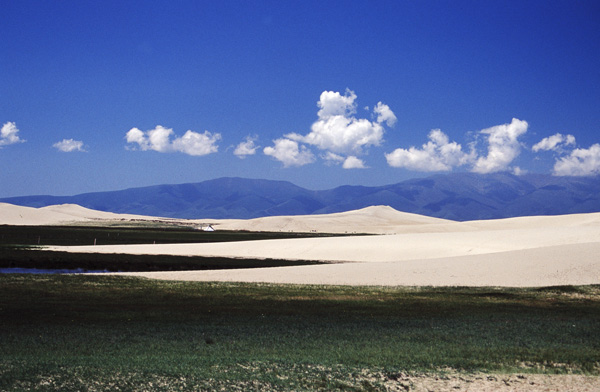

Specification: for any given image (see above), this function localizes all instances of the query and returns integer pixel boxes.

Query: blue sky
[1,0,599,197]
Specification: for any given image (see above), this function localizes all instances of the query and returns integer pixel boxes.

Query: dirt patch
[380,372,600,392]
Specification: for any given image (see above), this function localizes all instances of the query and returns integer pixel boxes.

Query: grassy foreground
[0,275,599,391]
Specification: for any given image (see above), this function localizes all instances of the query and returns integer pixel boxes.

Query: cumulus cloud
[0,122,25,147]
[53,139,86,152]
[320,152,366,169]
[316,89,358,118]
[342,156,366,169]
[553,144,600,176]
[373,102,397,126]
[286,89,394,156]
[532,133,576,152]
[471,118,528,174]
[125,125,220,156]
[263,138,315,167]
[234,135,259,158]
[172,130,221,156]
[125,127,149,149]
[385,129,474,171]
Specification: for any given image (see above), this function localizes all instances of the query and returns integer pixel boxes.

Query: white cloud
[316,88,358,118]
[553,144,600,176]
[532,133,576,152]
[125,125,220,156]
[373,102,397,126]
[342,156,366,169]
[53,139,86,152]
[172,130,221,156]
[512,166,527,176]
[385,129,473,171]
[471,118,528,174]
[234,135,259,158]
[263,138,315,167]
[146,125,174,152]
[321,152,366,169]
[125,127,148,149]
[322,151,345,165]
[0,122,25,147]
[287,89,394,156]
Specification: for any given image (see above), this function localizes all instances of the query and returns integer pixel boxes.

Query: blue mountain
[2,173,599,221]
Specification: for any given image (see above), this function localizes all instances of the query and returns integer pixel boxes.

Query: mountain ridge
[2,173,599,221]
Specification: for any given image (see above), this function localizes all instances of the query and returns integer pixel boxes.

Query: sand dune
[0,203,101,226]
[210,205,453,234]
[0,203,194,226]
[0,203,450,233]
[2,202,599,287]
[114,242,600,287]
[0,203,168,225]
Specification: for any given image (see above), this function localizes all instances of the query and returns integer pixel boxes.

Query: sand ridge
[0,203,179,226]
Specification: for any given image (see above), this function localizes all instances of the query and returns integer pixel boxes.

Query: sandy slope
[0,203,94,225]
[0,203,176,225]
[2,202,600,287]
[111,242,600,287]
[0,203,447,233]
[210,205,453,234]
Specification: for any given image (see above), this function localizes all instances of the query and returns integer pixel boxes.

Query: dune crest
[0,203,179,226]
[212,205,452,234]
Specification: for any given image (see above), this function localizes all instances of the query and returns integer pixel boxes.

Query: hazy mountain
[2,173,599,221]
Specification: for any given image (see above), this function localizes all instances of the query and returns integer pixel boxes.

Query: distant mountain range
[2,173,600,221]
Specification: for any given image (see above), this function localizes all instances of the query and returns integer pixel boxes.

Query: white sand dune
[210,205,453,234]
[0,203,184,226]
[0,203,448,233]
[115,242,600,287]
[2,202,599,287]
[0,203,105,225]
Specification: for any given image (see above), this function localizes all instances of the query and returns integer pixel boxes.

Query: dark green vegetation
[1,275,599,391]
[0,225,338,271]
[0,248,321,272]
[0,225,344,247]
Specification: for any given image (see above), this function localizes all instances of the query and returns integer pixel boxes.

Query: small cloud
[532,133,576,152]
[373,102,397,127]
[125,127,148,150]
[263,138,315,167]
[512,166,527,176]
[234,135,259,159]
[172,130,221,156]
[125,125,220,156]
[0,121,26,147]
[342,156,367,169]
[385,129,473,171]
[471,118,528,174]
[322,151,345,165]
[125,125,172,152]
[53,139,86,152]
[553,144,600,176]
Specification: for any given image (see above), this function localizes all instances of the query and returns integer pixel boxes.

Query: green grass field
[0,225,599,390]
[1,274,598,391]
